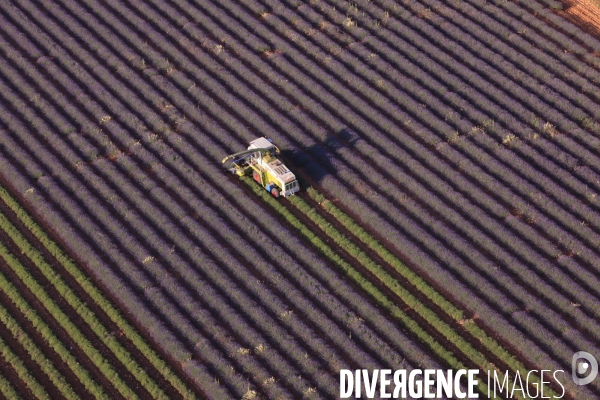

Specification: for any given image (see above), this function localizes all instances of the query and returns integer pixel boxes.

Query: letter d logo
[572,351,598,386]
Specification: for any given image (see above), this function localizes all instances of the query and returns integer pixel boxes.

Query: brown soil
[0,297,42,400]
[0,218,121,399]
[0,183,202,399]
[287,170,574,399]
[558,0,600,39]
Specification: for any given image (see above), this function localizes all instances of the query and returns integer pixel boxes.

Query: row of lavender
[13,0,599,395]
[0,1,446,398]
[180,0,600,312]
[253,0,597,330]
[137,0,595,376]
[115,0,593,390]
[253,0,600,299]
[241,0,594,322]
[2,0,596,394]
[0,29,321,400]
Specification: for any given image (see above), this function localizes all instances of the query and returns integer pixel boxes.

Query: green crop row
[305,187,557,399]
[242,177,493,396]
[0,356,20,400]
[0,255,107,398]
[287,193,511,398]
[0,299,78,399]
[0,208,164,399]
[0,220,141,398]
[307,188,463,319]
[0,185,197,399]
[0,325,48,400]
[289,195,490,361]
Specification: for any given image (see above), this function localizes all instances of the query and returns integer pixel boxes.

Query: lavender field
[0,0,600,398]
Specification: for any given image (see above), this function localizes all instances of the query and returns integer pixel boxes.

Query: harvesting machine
[222,137,300,197]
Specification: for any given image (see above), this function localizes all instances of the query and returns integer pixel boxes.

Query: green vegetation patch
[0,184,198,399]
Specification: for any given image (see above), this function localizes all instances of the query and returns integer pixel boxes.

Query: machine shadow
[279,128,359,188]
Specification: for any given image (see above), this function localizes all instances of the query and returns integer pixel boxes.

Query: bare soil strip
[287,185,567,399]
[558,0,600,39]
[0,217,125,400]
[0,188,186,400]
[0,293,47,400]
[0,1,588,396]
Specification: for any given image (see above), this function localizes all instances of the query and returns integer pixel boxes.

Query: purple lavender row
[262,0,600,284]
[413,0,600,143]
[0,128,237,398]
[184,0,592,368]
[49,0,454,376]
[191,0,600,372]
[188,0,596,340]
[0,76,271,392]
[0,23,339,400]
[0,0,440,394]
[365,1,600,185]
[9,0,592,388]
[0,85,301,399]
[296,0,600,200]
[512,0,600,53]
[287,0,600,250]
[445,0,600,98]
[0,11,312,397]
[200,0,600,322]
[45,0,600,346]
[37,0,438,380]
[241,0,600,253]
[386,0,590,188]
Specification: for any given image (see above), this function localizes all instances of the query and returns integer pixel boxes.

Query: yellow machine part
[250,164,280,189]
[235,168,246,177]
